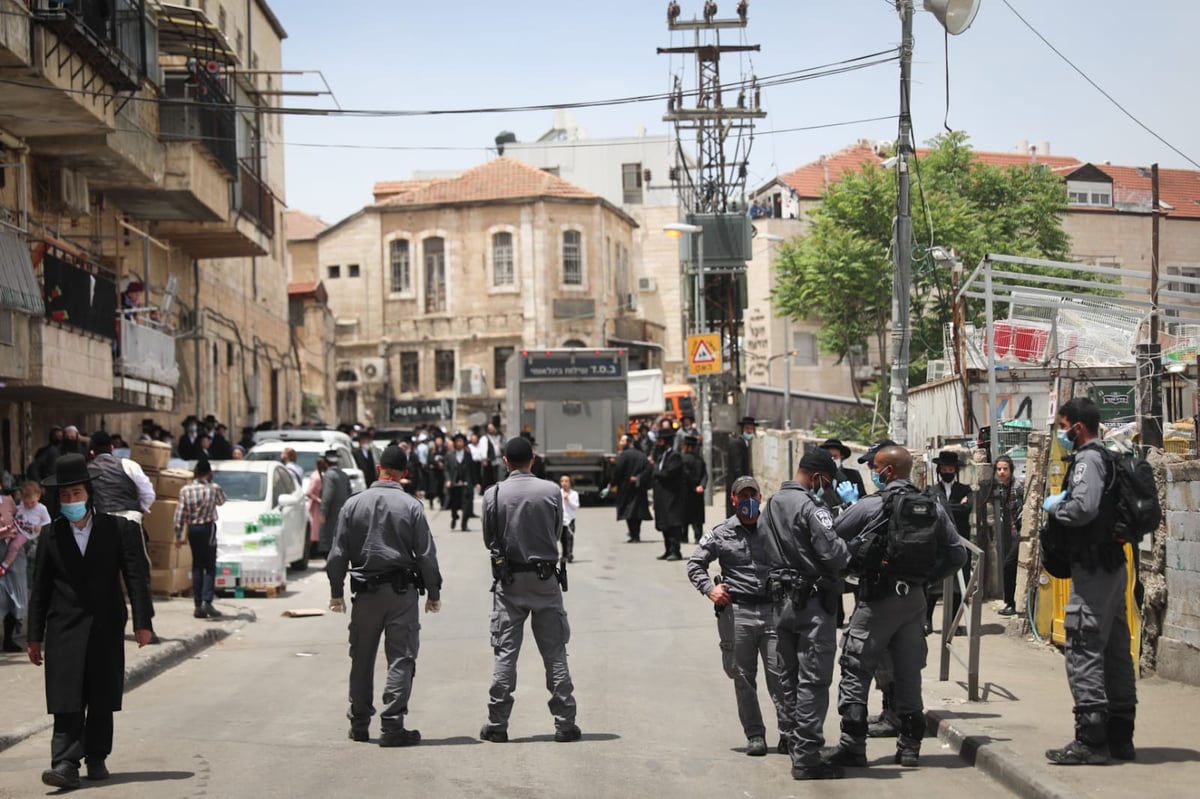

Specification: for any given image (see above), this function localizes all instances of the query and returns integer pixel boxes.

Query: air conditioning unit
[637,277,657,293]
[459,365,485,396]
[926,359,951,382]
[624,292,637,311]
[48,168,90,218]
[359,357,387,383]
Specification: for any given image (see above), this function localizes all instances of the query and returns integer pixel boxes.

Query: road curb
[0,618,246,754]
[925,708,1077,799]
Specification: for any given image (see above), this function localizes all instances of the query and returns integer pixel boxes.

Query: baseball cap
[731,476,760,494]
[857,438,897,464]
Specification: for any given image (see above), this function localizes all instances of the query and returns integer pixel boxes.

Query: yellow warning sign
[688,333,722,375]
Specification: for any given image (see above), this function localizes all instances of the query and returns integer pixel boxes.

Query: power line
[1001,0,1199,170]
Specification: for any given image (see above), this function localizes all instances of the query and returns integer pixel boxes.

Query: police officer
[686,476,790,759]
[824,445,966,769]
[326,445,443,747]
[480,437,579,743]
[760,450,851,780]
[1042,397,1137,765]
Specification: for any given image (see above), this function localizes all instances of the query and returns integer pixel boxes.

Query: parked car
[206,460,309,572]
[245,429,367,494]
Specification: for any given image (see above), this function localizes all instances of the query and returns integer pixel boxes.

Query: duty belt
[727,592,773,605]
[508,561,558,580]
[858,575,924,601]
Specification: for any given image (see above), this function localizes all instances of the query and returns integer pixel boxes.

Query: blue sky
[277,1,1200,223]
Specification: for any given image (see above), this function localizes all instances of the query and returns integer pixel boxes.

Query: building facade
[0,0,296,475]
[290,157,645,431]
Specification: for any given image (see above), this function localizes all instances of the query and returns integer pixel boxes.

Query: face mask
[1056,428,1075,452]
[736,497,760,522]
[872,471,887,490]
[61,501,88,523]
[188,426,198,435]
[939,471,956,484]
[831,457,842,467]
[741,432,754,441]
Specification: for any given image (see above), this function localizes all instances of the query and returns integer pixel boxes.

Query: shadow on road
[97,769,195,785]
[508,732,621,744]
[1132,747,1200,765]
[417,736,483,747]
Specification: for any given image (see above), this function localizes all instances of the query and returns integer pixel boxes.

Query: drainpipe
[193,258,202,417]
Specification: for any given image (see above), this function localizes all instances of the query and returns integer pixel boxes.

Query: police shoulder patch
[814,508,834,529]
[699,530,715,546]
[1073,463,1088,485]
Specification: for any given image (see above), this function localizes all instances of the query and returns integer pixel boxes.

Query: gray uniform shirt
[1050,441,1106,528]
[686,516,773,597]
[326,480,442,600]
[759,482,850,581]
[834,478,967,583]
[483,471,562,563]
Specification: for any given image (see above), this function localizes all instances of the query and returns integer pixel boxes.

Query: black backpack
[1102,448,1161,545]
[881,488,941,580]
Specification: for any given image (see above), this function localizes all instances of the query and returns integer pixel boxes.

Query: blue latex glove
[599,486,610,500]
[836,481,860,505]
[1042,491,1067,512]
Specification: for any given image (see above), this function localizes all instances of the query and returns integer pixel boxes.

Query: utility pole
[889,0,915,447]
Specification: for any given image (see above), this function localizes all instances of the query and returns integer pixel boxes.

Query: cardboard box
[131,440,171,471]
[146,539,193,571]
[155,469,193,499]
[150,568,192,596]
[143,499,178,543]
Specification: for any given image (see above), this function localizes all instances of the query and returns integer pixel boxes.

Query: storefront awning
[0,232,44,315]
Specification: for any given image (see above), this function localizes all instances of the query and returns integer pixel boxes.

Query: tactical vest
[91,453,142,514]
[1042,444,1118,551]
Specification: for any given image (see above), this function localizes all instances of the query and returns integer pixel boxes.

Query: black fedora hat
[819,438,851,460]
[41,453,102,488]
[738,415,757,427]
[933,449,962,468]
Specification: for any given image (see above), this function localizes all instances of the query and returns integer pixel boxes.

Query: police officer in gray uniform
[480,437,580,743]
[327,445,443,747]
[824,445,966,769]
[1042,397,1137,765]
[760,450,851,781]
[686,476,791,759]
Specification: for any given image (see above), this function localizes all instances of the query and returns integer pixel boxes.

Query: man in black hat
[609,434,652,543]
[353,430,377,488]
[680,433,708,543]
[819,439,866,510]
[444,433,477,531]
[209,423,233,461]
[927,449,973,634]
[27,454,155,789]
[177,416,202,461]
[319,449,352,555]
[651,427,687,560]
[726,416,757,517]
[327,445,443,747]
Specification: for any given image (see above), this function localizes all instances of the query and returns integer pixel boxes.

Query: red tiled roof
[372,157,599,209]
[372,179,439,204]
[285,210,328,241]
[772,142,1200,219]
[288,280,327,303]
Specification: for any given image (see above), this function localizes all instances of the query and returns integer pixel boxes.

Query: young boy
[559,475,580,563]
[14,481,51,585]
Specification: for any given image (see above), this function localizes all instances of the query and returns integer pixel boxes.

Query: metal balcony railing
[239,165,275,236]
[30,0,147,92]
[116,316,179,385]
[40,252,117,339]
[160,66,238,178]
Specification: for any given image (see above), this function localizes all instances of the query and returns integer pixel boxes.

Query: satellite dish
[923,0,981,35]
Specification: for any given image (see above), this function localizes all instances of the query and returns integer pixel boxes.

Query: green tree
[772,131,1072,408]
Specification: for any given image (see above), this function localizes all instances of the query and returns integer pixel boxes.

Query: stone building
[291,157,644,431]
[0,0,296,474]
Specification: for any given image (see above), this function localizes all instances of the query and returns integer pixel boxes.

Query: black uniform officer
[759,449,850,781]
[824,446,966,769]
[1042,397,1137,765]
[327,445,443,747]
[686,476,791,759]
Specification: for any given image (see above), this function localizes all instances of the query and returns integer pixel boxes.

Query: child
[0,486,36,652]
[14,480,50,586]
[559,475,580,563]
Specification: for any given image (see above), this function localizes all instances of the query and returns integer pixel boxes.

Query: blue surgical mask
[61,501,88,523]
[736,497,760,521]
[188,426,198,435]
[871,471,887,490]
[1056,429,1075,452]
[741,432,754,442]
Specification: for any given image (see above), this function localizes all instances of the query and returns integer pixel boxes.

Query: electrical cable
[1000,0,1199,170]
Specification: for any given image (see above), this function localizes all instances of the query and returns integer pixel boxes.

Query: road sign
[688,333,722,375]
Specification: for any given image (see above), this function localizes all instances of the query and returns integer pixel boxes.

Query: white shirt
[122,457,156,513]
[14,502,52,540]
[561,489,580,526]
[73,514,95,556]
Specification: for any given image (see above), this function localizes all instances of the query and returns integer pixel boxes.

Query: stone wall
[1158,461,1200,685]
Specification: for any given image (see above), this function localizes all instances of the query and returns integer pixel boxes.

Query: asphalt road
[0,504,1013,798]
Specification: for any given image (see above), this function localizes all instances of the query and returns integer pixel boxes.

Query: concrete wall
[1158,461,1200,685]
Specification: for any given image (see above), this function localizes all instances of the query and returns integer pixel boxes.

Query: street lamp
[665,221,713,505]
[889,0,980,446]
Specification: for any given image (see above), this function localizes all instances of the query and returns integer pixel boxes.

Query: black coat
[444,449,476,518]
[650,447,687,530]
[725,436,753,516]
[26,513,154,714]
[353,447,377,487]
[612,448,652,522]
[681,451,708,526]
[932,480,973,539]
[209,433,234,460]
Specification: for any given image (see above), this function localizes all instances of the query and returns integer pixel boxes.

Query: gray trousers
[837,588,927,753]
[488,572,576,730]
[716,602,789,741]
[347,588,420,733]
[773,594,836,767]
[1065,563,1137,721]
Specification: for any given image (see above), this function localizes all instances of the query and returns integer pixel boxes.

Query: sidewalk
[922,612,1200,798]
[0,593,249,752]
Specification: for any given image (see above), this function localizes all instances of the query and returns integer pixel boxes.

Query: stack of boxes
[131,441,193,596]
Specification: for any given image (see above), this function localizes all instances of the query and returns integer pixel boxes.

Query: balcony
[0,0,30,68]
[113,317,177,411]
[239,165,276,237]
[30,0,147,92]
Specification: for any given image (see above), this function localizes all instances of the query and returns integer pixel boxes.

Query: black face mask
[938,471,956,484]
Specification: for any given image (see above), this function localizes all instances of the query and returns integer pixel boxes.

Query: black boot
[822,704,868,768]
[1046,711,1111,765]
[665,535,683,561]
[1108,716,1136,761]
[656,534,671,559]
[2,614,21,652]
[451,512,458,527]
[868,684,900,738]
[894,712,925,767]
